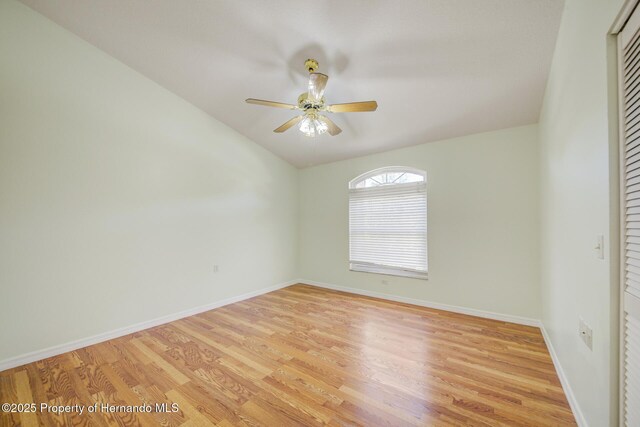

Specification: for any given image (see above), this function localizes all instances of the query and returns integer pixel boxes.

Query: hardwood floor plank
[166,389,219,426]
[130,338,191,385]
[14,370,38,427]
[0,284,576,426]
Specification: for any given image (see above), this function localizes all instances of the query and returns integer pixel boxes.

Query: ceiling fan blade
[326,101,378,113]
[274,116,303,133]
[308,73,328,102]
[320,115,342,136]
[246,98,298,109]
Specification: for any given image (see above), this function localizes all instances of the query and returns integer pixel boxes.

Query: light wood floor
[0,284,575,426]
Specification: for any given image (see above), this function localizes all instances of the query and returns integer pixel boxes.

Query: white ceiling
[21,0,564,168]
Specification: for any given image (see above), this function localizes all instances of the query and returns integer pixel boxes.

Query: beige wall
[538,0,623,425]
[0,0,298,364]
[299,125,541,320]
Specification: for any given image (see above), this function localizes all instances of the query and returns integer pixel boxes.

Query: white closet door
[620,6,640,426]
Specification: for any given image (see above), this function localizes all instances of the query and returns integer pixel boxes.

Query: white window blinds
[349,168,427,279]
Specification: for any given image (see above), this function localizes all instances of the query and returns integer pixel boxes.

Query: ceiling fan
[245,59,378,137]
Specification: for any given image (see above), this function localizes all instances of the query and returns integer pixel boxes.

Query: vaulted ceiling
[21,0,564,167]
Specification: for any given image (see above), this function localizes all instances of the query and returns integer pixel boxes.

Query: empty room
[0,0,637,426]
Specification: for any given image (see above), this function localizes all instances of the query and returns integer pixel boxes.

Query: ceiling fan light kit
[299,111,328,137]
[246,59,378,137]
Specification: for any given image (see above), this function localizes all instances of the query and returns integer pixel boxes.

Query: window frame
[348,166,428,280]
[349,166,426,190]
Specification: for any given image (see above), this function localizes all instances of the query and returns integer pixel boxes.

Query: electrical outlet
[213,265,219,273]
[579,318,593,350]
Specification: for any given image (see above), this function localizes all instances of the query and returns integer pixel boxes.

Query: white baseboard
[0,279,297,373]
[539,325,587,427]
[3,278,584,427]
[299,279,541,327]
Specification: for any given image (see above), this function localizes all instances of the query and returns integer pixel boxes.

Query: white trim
[539,325,588,427]
[0,279,297,373]
[299,279,540,327]
[349,263,428,280]
[617,21,628,427]
[2,278,584,426]
[611,0,639,34]
[617,5,640,425]
[349,165,426,189]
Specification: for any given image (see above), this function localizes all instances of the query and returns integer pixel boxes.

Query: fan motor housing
[298,92,324,111]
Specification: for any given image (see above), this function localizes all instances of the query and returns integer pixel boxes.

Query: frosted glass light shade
[299,114,328,137]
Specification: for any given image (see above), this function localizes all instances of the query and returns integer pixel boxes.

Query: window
[348,167,427,279]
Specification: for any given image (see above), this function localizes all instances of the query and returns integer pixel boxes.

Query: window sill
[350,264,428,280]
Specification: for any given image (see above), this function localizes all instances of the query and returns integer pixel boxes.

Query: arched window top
[349,166,426,189]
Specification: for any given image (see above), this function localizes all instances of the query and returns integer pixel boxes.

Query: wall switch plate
[595,235,604,259]
[213,265,219,273]
[579,318,593,350]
